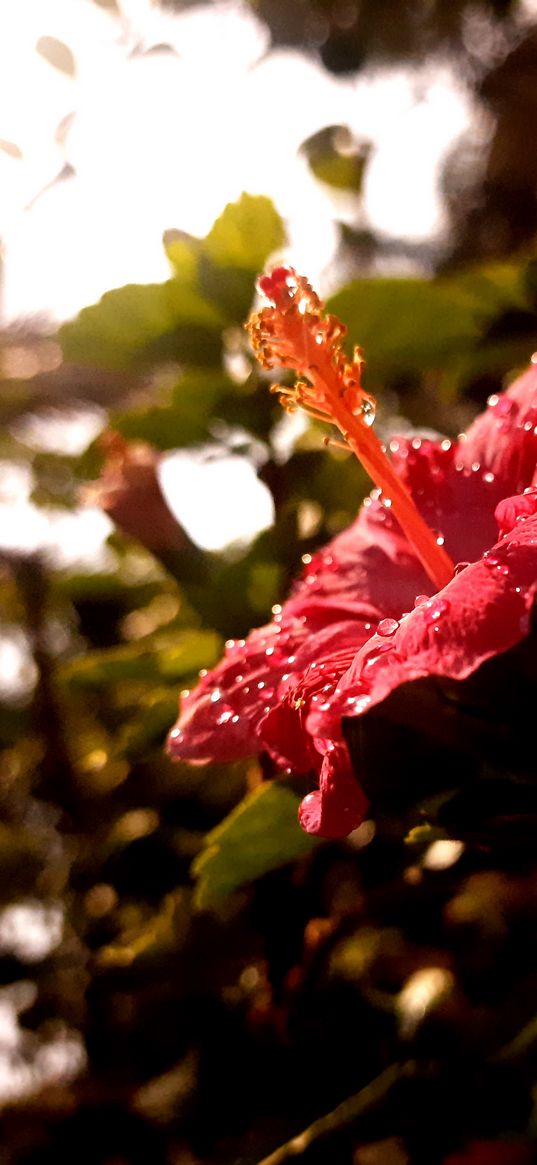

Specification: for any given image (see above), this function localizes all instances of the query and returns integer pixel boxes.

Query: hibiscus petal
[298,744,368,839]
[167,621,305,763]
[311,516,537,759]
[457,363,537,495]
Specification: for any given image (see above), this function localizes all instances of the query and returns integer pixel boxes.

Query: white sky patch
[11,406,106,455]
[0,0,478,321]
[159,450,275,551]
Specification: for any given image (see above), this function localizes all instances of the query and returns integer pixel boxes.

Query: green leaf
[301,126,369,192]
[116,688,180,757]
[192,778,322,907]
[204,193,285,272]
[327,266,530,382]
[114,370,235,448]
[61,629,221,690]
[36,35,76,76]
[60,281,222,370]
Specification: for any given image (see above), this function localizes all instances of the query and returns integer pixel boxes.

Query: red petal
[457,363,537,495]
[312,515,537,748]
[298,744,367,838]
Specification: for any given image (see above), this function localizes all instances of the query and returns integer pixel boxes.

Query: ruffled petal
[298,744,368,839]
[167,620,307,763]
[311,515,537,756]
[456,363,537,495]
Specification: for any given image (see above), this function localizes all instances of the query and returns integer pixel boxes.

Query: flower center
[248,266,454,592]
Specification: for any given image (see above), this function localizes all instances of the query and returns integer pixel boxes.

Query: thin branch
[257,1063,401,1165]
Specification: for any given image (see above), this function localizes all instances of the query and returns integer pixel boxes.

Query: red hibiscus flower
[167,267,537,840]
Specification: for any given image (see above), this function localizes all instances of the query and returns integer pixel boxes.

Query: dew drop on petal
[454,562,470,575]
[423,598,450,625]
[362,642,394,674]
[377,618,399,637]
[414,594,430,607]
[210,688,222,703]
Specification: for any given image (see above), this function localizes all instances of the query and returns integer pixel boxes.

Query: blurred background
[2,1,537,1162]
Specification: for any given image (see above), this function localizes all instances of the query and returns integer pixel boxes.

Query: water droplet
[210,688,222,703]
[483,471,495,484]
[471,462,480,472]
[361,398,376,426]
[414,594,429,607]
[382,496,392,509]
[288,655,296,664]
[483,555,499,568]
[199,669,208,678]
[272,603,282,616]
[436,534,445,546]
[454,562,469,575]
[423,598,450,625]
[217,710,233,725]
[363,642,393,670]
[377,618,399,637]
[301,553,312,565]
[257,681,265,690]
[265,647,274,657]
[411,438,422,450]
[231,714,240,724]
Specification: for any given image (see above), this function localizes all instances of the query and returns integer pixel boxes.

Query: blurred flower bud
[84,432,189,554]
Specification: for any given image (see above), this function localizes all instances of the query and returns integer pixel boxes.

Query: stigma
[247,266,454,592]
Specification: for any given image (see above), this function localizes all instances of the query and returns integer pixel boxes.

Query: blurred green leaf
[328,265,532,382]
[301,126,369,192]
[204,193,285,272]
[114,370,235,448]
[60,281,222,370]
[116,688,180,757]
[61,629,221,689]
[192,778,322,907]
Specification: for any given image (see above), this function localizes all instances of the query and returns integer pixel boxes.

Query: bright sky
[0,0,477,322]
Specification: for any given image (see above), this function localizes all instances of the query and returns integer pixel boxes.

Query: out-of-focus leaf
[59,282,223,370]
[61,629,221,689]
[114,370,235,448]
[116,688,180,757]
[328,278,478,377]
[163,230,200,283]
[36,35,76,75]
[0,138,23,159]
[204,193,285,272]
[328,266,532,382]
[192,779,322,907]
[301,125,370,192]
